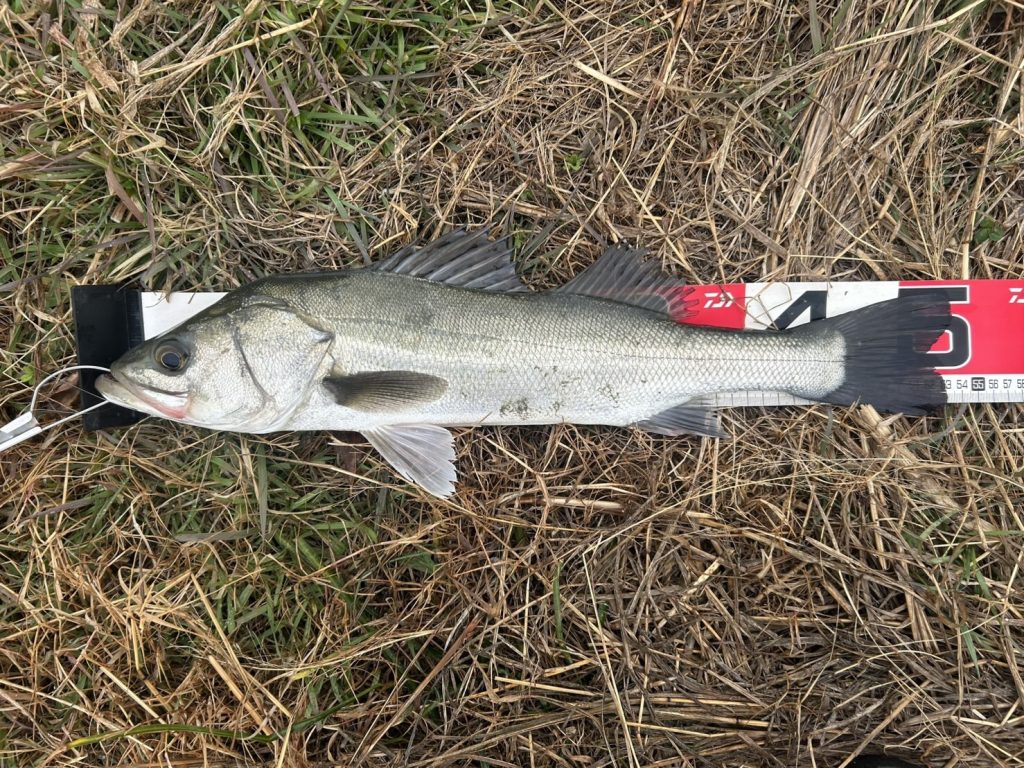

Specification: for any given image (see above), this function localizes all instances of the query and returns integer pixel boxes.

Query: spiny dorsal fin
[370,228,527,292]
[556,244,695,319]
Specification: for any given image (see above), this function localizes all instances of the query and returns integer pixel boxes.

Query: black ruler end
[71,285,146,431]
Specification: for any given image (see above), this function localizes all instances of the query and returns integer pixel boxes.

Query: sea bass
[96,229,951,497]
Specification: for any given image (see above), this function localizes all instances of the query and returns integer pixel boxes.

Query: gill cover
[211,294,334,430]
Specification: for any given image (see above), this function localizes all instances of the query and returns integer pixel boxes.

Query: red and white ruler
[681,280,1024,405]
[139,279,1024,407]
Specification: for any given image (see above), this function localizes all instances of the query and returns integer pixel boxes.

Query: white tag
[0,366,114,454]
[0,412,43,451]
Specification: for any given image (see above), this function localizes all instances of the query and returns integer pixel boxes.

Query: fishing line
[0,365,114,452]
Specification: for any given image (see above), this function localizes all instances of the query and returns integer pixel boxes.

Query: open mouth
[95,371,189,420]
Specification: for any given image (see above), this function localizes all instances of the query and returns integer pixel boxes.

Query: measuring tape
[684,279,1024,406]
[69,279,1024,431]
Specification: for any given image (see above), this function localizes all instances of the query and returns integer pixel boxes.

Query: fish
[96,228,951,497]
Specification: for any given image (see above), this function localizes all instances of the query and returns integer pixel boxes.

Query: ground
[1,1,1023,766]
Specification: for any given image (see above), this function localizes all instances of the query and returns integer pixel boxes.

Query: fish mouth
[95,371,190,420]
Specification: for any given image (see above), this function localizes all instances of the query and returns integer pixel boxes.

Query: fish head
[96,291,333,432]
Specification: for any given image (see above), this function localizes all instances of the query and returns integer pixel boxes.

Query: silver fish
[96,229,950,497]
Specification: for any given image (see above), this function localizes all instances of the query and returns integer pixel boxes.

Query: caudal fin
[798,294,951,415]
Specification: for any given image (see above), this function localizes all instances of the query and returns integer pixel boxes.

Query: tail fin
[797,294,951,415]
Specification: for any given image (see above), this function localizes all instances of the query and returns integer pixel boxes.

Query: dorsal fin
[370,228,527,292]
[555,244,695,319]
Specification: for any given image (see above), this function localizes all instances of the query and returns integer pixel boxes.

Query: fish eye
[154,340,189,373]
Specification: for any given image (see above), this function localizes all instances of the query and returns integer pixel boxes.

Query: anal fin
[634,403,726,439]
[363,424,458,498]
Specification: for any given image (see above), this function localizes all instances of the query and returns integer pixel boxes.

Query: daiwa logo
[1011,287,1023,304]
[704,290,734,309]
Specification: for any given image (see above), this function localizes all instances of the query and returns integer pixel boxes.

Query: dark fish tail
[795,294,952,414]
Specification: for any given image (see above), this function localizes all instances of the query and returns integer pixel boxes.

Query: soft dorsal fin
[556,244,695,319]
[370,228,527,292]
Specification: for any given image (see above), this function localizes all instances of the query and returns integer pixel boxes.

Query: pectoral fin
[635,403,726,439]
[363,424,458,498]
[324,370,448,412]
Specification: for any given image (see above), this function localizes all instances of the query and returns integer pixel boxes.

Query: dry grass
[2,0,1024,766]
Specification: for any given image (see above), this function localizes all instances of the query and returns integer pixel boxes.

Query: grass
[2,0,1024,766]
